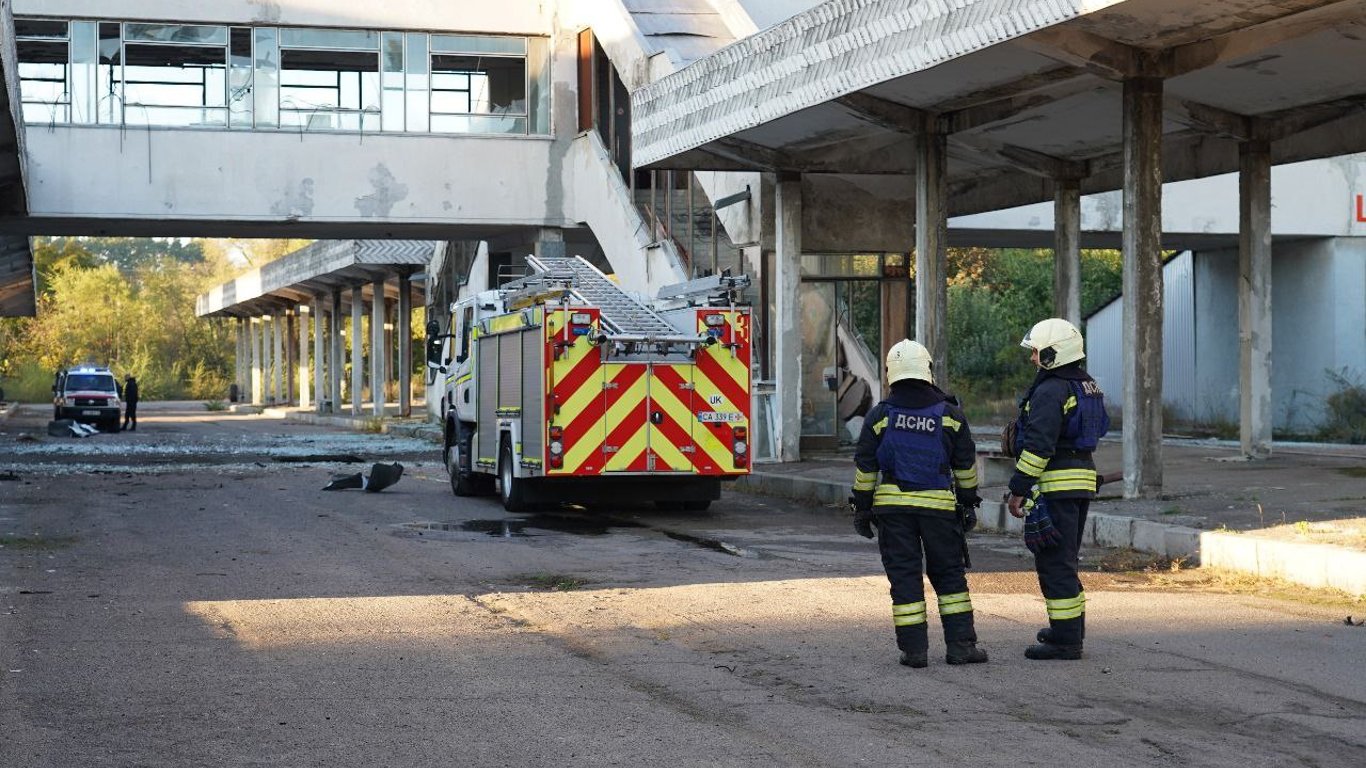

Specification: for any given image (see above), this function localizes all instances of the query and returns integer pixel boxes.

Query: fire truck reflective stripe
[603,366,649,472]
[696,349,748,416]
[551,339,603,412]
[653,364,741,474]
[648,365,697,471]
[562,363,644,474]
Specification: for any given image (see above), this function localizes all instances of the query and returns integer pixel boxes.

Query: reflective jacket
[852,380,979,516]
[1007,363,1108,499]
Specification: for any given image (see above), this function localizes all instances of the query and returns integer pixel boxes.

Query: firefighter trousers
[1034,496,1089,645]
[874,510,977,653]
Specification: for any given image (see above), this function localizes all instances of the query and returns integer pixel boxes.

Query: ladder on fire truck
[516,255,680,338]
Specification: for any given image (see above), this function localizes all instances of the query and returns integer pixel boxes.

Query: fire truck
[429,256,753,512]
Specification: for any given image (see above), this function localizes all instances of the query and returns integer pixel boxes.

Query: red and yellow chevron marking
[546,308,604,475]
[688,310,752,475]
[602,363,650,472]
[646,364,696,472]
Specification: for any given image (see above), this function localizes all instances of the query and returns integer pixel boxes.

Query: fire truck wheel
[446,427,477,497]
[499,438,528,512]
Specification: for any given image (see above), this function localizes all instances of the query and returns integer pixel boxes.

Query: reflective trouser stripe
[873,485,957,511]
[938,592,973,616]
[1045,592,1086,620]
[1038,468,1097,494]
[892,601,927,626]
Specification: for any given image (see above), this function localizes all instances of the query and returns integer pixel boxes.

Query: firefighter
[851,339,987,668]
[1006,318,1109,660]
[122,375,139,432]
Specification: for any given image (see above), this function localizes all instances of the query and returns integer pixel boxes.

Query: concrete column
[1121,76,1165,499]
[272,314,285,405]
[534,228,566,260]
[286,311,296,405]
[371,278,387,417]
[329,289,344,414]
[351,287,364,416]
[297,305,310,409]
[312,298,324,414]
[915,123,948,376]
[1239,140,1273,459]
[250,317,263,405]
[234,318,245,402]
[398,274,412,418]
[774,174,802,462]
[1053,178,1083,328]
[881,270,912,362]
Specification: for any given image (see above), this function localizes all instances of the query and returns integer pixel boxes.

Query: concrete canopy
[632,0,1366,214]
[0,1,35,316]
[196,240,435,319]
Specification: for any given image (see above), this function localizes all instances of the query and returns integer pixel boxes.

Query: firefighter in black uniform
[851,340,988,668]
[1006,318,1109,660]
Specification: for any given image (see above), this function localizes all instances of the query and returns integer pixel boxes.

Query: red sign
[1358,194,1366,223]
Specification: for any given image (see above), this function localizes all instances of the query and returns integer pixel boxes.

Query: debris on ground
[0,471,18,481]
[47,420,100,438]
[322,462,404,493]
[1346,616,1365,627]
[275,454,365,464]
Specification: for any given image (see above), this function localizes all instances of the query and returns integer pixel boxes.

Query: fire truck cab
[429,256,752,512]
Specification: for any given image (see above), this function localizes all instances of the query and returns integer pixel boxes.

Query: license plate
[82,410,101,416]
[697,411,744,423]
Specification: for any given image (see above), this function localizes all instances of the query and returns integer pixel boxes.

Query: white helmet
[886,339,933,385]
[1020,318,1084,369]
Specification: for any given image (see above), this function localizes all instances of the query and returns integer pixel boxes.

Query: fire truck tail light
[550,455,564,469]
[549,440,564,455]
[732,426,748,465]
[703,313,726,327]
[570,312,593,325]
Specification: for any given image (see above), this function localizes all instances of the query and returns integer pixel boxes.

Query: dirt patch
[1243,517,1366,550]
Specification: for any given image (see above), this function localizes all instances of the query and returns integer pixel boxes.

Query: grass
[360,417,386,434]
[202,400,228,411]
[521,573,590,592]
[1335,467,1366,479]
[0,535,78,550]
[1094,548,1191,574]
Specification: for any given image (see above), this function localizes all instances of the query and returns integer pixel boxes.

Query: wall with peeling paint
[24,127,569,232]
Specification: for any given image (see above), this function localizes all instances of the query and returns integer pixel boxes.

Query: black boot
[1024,642,1083,660]
[899,650,928,669]
[1036,627,1053,644]
[945,641,988,665]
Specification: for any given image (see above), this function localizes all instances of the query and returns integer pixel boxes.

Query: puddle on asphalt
[398,514,750,556]
[403,514,644,539]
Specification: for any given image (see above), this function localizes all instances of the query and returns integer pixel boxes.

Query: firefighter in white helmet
[850,339,988,668]
[1005,318,1110,660]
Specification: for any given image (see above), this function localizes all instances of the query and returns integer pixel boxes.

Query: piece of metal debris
[322,462,404,492]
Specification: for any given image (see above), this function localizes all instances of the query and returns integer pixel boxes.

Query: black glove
[958,504,978,532]
[850,497,876,539]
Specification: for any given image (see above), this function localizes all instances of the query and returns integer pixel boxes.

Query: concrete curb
[283,410,443,443]
[739,468,1363,597]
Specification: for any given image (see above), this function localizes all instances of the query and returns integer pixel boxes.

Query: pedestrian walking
[1004,318,1109,660]
[122,375,139,432]
[850,339,987,668]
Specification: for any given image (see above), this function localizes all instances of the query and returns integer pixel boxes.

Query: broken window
[122,35,229,127]
[279,48,380,132]
[15,20,69,124]
[429,52,527,135]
